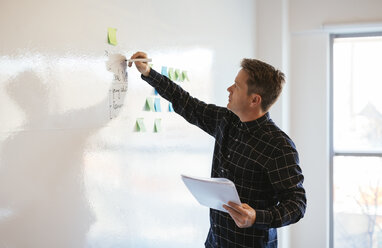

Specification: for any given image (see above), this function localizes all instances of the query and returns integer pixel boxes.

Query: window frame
[329,31,382,248]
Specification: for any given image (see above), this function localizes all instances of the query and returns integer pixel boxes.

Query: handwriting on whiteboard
[106,52,128,119]
[109,83,127,119]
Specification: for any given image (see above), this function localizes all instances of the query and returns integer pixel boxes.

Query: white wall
[256,1,382,248]
[289,32,330,248]
[0,0,256,247]
[255,1,291,247]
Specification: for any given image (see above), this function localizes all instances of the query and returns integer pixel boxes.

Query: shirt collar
[237,112,270,132]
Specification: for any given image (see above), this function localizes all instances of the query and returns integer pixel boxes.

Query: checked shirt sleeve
[254,143,307,229]
[141,69,227,137]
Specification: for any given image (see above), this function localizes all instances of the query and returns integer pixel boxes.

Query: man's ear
[250,94,262,107]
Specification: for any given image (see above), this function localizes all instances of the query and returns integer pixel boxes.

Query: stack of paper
[181,174,241,213]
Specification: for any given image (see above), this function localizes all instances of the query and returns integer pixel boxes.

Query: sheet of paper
[181,174,241,213]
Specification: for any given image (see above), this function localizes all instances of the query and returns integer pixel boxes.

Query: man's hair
[241,58,285,112]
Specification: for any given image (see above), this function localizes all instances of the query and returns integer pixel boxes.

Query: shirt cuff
[253,209,272,229]
[141,68,157,80]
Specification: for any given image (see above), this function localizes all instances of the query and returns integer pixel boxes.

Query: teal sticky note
[154,89,158,95]
[154,118,162,133]
[136,118,146,132]
[175,69,181,81]
[169,102,174,112]
[168,68,175,81]
[145,97,155,111]
[161,66,168,77]
[107,27,117,46]
[154,98,161,112]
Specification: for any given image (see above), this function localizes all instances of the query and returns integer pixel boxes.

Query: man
[129,52,306,248]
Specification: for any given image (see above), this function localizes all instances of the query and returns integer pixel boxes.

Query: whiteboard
[0,0,255,247]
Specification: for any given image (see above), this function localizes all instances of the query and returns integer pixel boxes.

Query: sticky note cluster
[144,97,174,113]
[135,118,162,133]
[145,97,162,112]
[134,64,187,133]
[161,66,189,82]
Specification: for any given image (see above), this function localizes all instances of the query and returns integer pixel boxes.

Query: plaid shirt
[142,70,306,248]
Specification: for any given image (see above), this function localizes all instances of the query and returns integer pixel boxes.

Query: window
[331,33,382,248]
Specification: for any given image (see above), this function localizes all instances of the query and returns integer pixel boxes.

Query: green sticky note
[175,69,181,81]
[181,70,189,82]
[168,68,175,81]
[179,71,185,82]
[154,118,162,133]
[108,27,117,46]
[145,97,155,111]
[136,118,146,132]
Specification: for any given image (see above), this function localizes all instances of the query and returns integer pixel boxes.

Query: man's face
[227,69,253,117]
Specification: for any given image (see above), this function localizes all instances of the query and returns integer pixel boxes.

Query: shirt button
[221,169,224,173]
[227,154,230,158]
[235,139,238,142]
[215,242,219,246]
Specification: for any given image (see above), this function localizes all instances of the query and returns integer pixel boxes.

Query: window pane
[333,156,382,248]
[333,36,382,152]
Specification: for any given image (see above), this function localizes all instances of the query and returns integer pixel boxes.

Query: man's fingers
[131,51,148,60]
[223,204,241,217]
[128,51,150,76]
[128,51,147,67]
[223,205,242,223]
[227,201,246,215]
[223,203,257,228]
[241,203,252,210]
[223,205,248,228]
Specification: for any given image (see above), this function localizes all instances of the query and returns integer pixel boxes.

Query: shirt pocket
[229,155,264,183]
[227,156,270,204]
